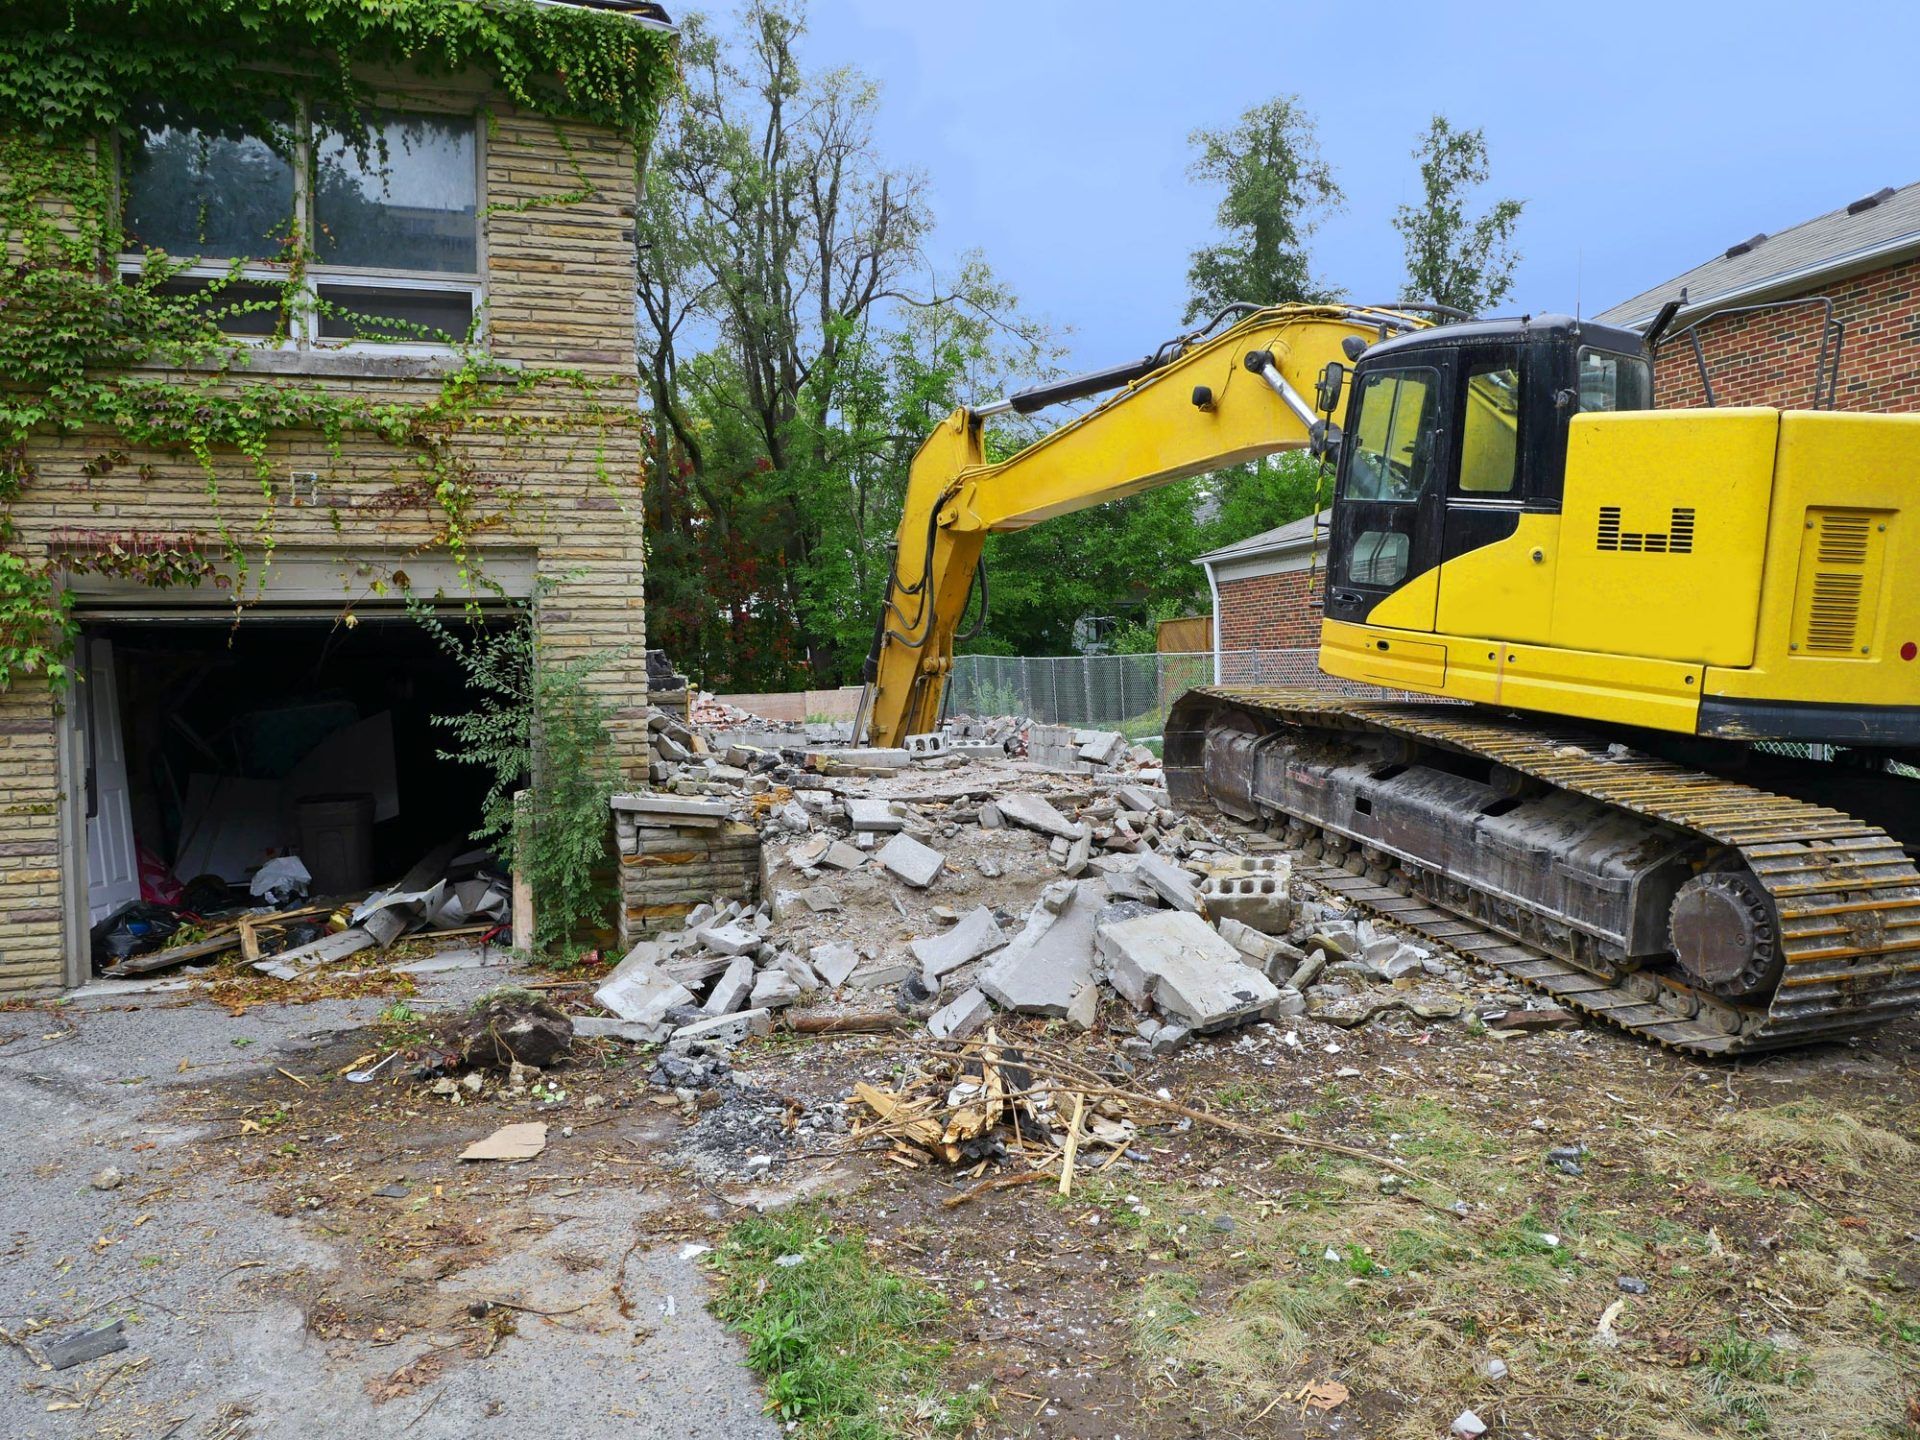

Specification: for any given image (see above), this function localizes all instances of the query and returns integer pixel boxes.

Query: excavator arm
[856,303,1426,746]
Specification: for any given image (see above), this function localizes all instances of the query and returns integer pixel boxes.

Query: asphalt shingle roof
[1194,509,1328,567]
[1597,180,1920,328]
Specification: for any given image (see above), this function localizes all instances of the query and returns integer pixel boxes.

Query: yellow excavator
[854,301,1920,1054]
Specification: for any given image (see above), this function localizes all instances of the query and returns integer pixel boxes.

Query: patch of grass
[709,1205,978,1439]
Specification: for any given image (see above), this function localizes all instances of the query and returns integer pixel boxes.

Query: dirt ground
[6,877,1917,1439]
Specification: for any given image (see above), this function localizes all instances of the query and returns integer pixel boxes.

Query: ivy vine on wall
[0,0,676,687]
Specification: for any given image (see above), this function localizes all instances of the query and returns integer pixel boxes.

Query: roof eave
[1608,228,1920,330]
[525,0,677,33]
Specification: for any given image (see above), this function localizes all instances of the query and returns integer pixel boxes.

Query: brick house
[1596,179,1920,411]
[0,3,673,992]
[1193,510,1328,679]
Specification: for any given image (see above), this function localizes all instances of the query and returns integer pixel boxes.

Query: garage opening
[76,612,516,977]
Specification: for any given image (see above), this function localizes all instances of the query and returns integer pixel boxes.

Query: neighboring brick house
[1597,179,1920,412]
[0,4,673,992]
[1193,510,1328,678]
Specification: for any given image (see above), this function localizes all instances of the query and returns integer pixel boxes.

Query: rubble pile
[594,694,1528,1059]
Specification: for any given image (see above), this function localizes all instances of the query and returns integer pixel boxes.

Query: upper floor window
[120,104,482,352]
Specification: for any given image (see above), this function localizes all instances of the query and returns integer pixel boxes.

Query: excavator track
[1165,688,1920,1056]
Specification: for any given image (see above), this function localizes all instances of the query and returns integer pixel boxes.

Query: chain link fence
[943,649,1393,738]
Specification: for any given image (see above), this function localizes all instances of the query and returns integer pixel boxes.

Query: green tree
[1183,96,1342,322]
[1393,116,1525,316]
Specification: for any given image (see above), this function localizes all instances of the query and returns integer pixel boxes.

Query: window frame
[1339,364,1442,505]
[116,97,486,358]
[1450,350,1525,501]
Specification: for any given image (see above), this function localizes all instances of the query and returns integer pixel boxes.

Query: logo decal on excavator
[1596,505,1695,554]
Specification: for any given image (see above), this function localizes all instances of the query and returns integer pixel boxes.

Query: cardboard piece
[460,1121,548,1162]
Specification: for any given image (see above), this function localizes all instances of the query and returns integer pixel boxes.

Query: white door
[84,640,139,924]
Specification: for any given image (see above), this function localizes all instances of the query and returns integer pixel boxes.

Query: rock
[90,1166,126,1191]
[790,835,832,868]
[703,955,756,1015]
[457,992,575,1069]
[810,941,861,988]
[1451,1409,1487,1438]
[1267,986,1307,1017]
[774,800,811,831]
[1290,947,1329,990]
[751,969,801,1010]
[1216,916,1292,979]
[1374,945,1428,980]
[909,905,1008,979]
[1135,852,1201,912]
[997,793,1086,840]
[1065,981,1098,1030]
[1616,1275,1649,1295]
[877,833,946,888]
[847,797,907,833]
[978,879,1102,1017]
[697,921,761,956]
[978,802,1005,829]
[777,951,821,990]
[1096,911,1283,1031]
[1149,1022,1191,1055]
[927,987,993,1041]
[1481,1357,1509,1382]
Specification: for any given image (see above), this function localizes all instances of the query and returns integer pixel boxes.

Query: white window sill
[126,349,520,381]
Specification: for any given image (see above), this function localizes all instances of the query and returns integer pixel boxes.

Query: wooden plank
[104,931,240,976]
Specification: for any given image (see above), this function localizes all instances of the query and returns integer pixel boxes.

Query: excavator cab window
[1456,359,1522,495]
[1577,347,1653,412]
[1344,367,1440,502]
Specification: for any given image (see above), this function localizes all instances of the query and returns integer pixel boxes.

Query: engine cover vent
[1792,509,1887,656]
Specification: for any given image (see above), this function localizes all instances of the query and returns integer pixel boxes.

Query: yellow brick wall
[0,99,647,993]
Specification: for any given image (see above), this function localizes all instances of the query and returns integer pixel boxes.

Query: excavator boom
[857,304,1426,745]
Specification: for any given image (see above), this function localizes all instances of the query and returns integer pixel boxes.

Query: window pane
[314,111,478,274]
[137,275,287,337]
[1347,530,1410,588]
[1578,348,1652,412]
[317,284,475,344]
[123,110,294,260]
[1345,369,1438,502]
[1458,363,1521,494]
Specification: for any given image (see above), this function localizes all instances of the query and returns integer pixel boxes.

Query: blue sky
[793,0,1919,383]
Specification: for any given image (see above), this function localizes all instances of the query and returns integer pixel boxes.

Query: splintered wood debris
[848,1029,1135,1175]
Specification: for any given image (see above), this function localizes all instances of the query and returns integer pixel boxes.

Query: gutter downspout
[1202,559,1223,685]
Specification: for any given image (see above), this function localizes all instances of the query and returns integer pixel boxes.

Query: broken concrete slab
[1076,729,1126,765]
[876,833,945,888]
[997,793,1085,840]
[927,987,993,1041]
[818,840,867,870]
[594,964,697,1030]
[1116,784,1168,814]
[573,1016,673,1043]
[776,951,821,990]
[847,797,907,833]
[750,969,801,1009]
[697,921,761,956]
[1063,832,1092,878]
[1135,852,1201,912]
[810,941,861,988]
[610,792,729,826]
[848,957,915,989]
[703,955,756,1015]
[978,879,1102,1017]
[669,1008,773,1050]
[1096,910,1282,1032]
[909,904,1008,979]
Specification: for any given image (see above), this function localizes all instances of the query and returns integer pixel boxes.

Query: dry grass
[1110,1080,1920,1438]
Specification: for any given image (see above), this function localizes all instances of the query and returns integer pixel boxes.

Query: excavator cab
[1321,315,1653,632]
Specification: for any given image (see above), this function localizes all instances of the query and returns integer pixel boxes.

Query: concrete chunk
[1096,910,1283,1031]
[594,963,697,1029]
[703,955,756,1015]
[573,1016,674,1043]
[819,840,867,870]
[847,797,907,833]
[751,969,801,1009]
[611,792,729,824]
[997,793,1086,840]
[697,920,761,956]
[1198,867,1293,933]
[1116,784,1167,813]
[809,941,861,988]
[978,879,1101,1017]
[877,833,945,888]
[849,957,915,989]
[1076,729,1126,765]
[928,987,993,1041]
[669,1008,772,1051]
[909,905,1008,979]
[1136,852,1201,912]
